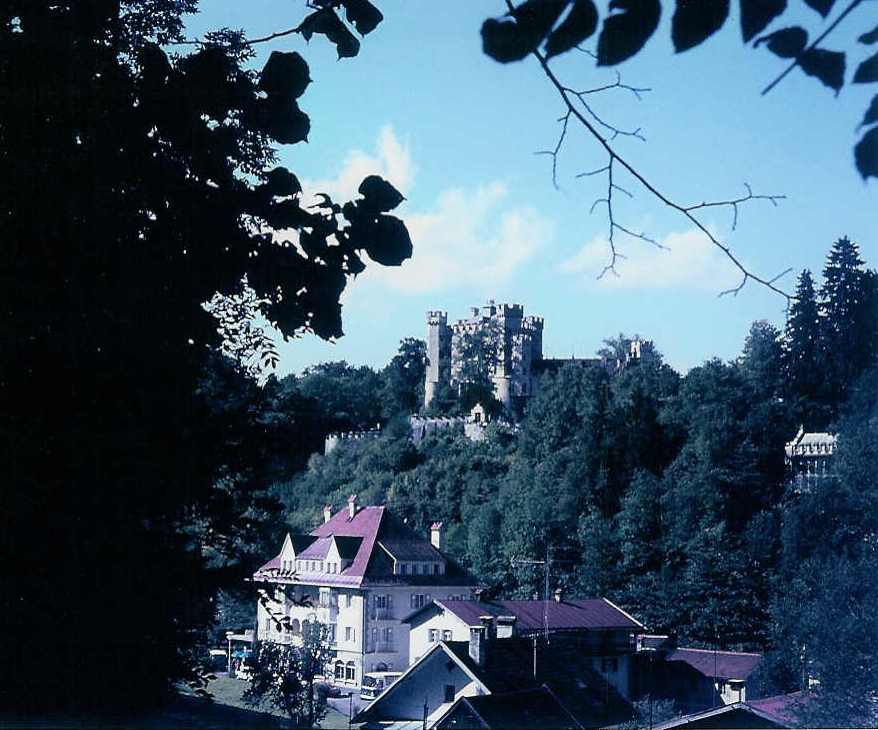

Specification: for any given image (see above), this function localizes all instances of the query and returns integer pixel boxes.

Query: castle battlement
[424,300,544,409]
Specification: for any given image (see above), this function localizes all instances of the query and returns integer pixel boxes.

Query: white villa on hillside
[252,496,476,688]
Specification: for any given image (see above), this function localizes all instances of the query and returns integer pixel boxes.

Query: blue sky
[188,1,877,375]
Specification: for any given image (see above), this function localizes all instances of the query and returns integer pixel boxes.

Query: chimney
[496,615,517,639]
[347,494,357,520]
[553,588,563,603]
[469,617,493,667]
[430,521,444,550]
[480,615,495,640]
[323,504,332,524]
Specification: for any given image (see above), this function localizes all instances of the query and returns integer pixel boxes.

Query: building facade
[424,301,544,410]
[784,427,837,489]
[252,497,476,688]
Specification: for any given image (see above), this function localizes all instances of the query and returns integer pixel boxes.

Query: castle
[425,301,544,410]
[425,300,650,410]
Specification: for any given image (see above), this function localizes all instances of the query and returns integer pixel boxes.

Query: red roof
[310,505,385,581]
[412,598,643,632]
[254,504,476,588]
[666,647,762,680]
[748,691,807,725]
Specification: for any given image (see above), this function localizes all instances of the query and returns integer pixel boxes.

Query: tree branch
[761,0,867,95]
[506,0,792,300]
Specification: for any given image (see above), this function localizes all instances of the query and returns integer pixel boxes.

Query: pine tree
[783,270,823,426]
[818,237,872,410]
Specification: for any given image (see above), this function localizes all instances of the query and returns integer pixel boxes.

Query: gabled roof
[435,686,584,729]
[378,538,445,562]
[444,639,631,724]
[666,647,762,681]
[254,504,476,588]
[404,597,644,633]
[652,694,804,730]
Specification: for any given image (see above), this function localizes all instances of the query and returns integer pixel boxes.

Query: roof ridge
[676,647,762,656]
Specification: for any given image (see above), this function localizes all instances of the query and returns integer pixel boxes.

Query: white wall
[368,649,481,721]
[409,609,470,664]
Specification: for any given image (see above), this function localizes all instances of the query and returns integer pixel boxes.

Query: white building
[403,593,645,699]
[252,496,475,689]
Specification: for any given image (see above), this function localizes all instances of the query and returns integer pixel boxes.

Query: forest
[253,237,877,724]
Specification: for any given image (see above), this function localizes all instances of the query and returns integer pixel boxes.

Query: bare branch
[565,71,651,100]
[515,30,791,298]
[535,112,571,190]
[683,183,786,231]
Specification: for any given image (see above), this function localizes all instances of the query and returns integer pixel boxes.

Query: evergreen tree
[818,237,874,410]
[782,270,824,427]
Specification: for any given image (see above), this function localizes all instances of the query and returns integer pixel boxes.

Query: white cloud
[367,182,552,294]
[301,127,552,295]
[560,227,740,291]
[303,125,415,203]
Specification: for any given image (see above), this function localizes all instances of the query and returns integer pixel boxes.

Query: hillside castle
[424,300,648,410]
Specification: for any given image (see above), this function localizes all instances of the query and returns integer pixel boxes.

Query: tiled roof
[412,598,643,632]
[443,639,631,723]
[379,538,444,562]
[296,536,333,560]
[748,691,807,725]
[255,504,476,588]
[666,647,762,680]
[438,686,584,729]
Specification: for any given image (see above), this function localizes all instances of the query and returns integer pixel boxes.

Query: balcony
[368,607,394,621]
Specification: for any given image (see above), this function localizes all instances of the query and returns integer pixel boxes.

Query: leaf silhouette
[861,95,878,128]
[859,24,878,45]
[799,48,845,93]
[262,167,302,197]
[740,0,786,43]
[853,51,878,84]
[482,0,570,63]
[544,0,599,59]
[259,52,310,100]
[672,0,729,53]
[341,0,383,35]
[597,0,662,66]
[755,27,808,58]
[358,175,405,213]
[300,8,360,58]
[854,125,878,179]
[364,215,413,266]
[802,0,835,17]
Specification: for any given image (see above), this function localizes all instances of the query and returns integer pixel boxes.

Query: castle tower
[424,310,450,409]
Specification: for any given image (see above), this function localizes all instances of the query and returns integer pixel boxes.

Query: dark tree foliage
[481,0,878,178]
[380,337,427,419]
[818,236,878,407]
[0,0,408,713]
[783,270,825,426]
[295,361,385,433]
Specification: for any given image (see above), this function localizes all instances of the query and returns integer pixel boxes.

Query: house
[631,637,763,715]
[784,426,837,489]
[434,686,584,729]
[354,616,633,729]
[651,692,805,729]
[252,496,476,688]
[403,592,645,698]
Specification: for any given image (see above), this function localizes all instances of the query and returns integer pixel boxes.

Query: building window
[375,595,388,609]
[334,661,344,680]
[428,629,439,643]
[444,685,455,703]
[383,627,393,645]
[410,594,429,609]
[345,626,352,642]
[442,630,452,641]
[345,661,356,681]
[417,563,423,575]
[432,563,438,575]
